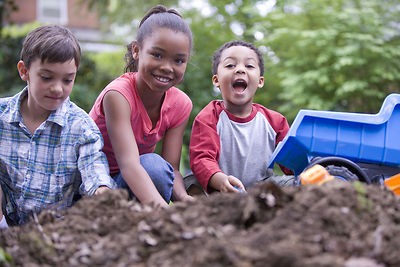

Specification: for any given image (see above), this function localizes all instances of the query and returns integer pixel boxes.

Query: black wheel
[324,165,359,182]
[306,156,371,184]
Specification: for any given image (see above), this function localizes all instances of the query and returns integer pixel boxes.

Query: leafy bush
[0,24,125,112]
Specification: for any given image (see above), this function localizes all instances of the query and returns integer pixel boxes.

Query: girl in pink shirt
[90,5,193,207]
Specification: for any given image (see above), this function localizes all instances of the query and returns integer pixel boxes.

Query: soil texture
[1,180,400,267]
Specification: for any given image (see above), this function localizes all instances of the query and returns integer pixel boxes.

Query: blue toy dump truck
[268,93,400,185]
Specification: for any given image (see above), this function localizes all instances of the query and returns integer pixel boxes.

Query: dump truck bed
[268,93,400,175]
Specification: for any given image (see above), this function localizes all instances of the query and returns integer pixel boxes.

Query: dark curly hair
[124,5,193,73]
[212,40,264,76]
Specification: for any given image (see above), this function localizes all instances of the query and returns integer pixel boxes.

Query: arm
[275,115,293,175]
[189,109,224,192]
[77,114,117,195]
[103,91,168,208]
[263,107,294,175]
[162,117,193,202]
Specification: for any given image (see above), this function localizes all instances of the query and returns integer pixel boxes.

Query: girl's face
[134,27,190,94]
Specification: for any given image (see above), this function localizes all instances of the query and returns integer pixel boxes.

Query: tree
[259,0,400,120]
[0,0,16,35]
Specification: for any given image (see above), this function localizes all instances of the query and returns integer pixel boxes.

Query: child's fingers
[94,186,111,195]
[227,176,246,193]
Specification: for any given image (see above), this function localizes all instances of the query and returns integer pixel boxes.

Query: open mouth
[233,79,247,93]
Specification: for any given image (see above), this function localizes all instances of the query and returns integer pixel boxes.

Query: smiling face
[133,27,190,96]
[213,45,264,117]
[18,58,77,116]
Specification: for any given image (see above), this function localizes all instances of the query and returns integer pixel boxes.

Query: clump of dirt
[1,180,400,267]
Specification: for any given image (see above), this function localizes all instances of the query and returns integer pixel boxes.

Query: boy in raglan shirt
[188,40,294,194]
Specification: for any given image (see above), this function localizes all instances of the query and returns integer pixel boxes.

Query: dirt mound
[1,180,400,266]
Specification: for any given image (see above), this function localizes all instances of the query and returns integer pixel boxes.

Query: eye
[40,75,51,81]
[151,53,162,59]
[246,64,255,69]
[225,64,235,68]
[175,58,186,64]
[63,79,73,84]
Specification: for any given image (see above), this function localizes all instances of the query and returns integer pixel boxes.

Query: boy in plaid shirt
[0,25,116,227]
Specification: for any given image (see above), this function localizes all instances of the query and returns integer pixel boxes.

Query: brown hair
[212,40,264,76]
[124,5,193,73]
[20,24,81,69]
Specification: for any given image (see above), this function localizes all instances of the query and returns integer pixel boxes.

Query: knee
[140,153,174,180]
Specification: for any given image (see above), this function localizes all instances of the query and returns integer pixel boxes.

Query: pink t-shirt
[89,72,192,175]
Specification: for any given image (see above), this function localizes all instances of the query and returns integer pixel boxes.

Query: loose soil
[1,180,400,267]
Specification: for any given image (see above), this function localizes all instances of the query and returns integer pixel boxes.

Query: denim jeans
[113,153,175,203]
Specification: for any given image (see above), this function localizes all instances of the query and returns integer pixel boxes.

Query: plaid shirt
[0,88,116,225]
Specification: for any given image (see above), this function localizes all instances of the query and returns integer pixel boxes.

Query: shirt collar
[7,87,69,127]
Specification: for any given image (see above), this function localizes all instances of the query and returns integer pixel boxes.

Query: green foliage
[0,23,40,97]
[72,50,125,112]
[0,247,13,264]
[260,0,400,121]
[353,181,373,212]
[1,0,399,168]
[0,23,125,113]
[83,0,180,38]
[0,0,17,33]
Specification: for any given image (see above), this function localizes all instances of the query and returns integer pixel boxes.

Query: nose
[49,81,63,96]
[160,60,173,73]
[235,64,245,74]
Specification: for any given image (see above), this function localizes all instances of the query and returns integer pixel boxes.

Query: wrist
[173,190,189,201]
[209,172,225,191]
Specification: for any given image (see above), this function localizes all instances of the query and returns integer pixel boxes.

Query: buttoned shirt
[0,88,116,225]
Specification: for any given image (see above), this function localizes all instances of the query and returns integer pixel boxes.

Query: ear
[131,41,140,60]
[17,60,29,82]
[212,75,220,88]
[257,76,264,88]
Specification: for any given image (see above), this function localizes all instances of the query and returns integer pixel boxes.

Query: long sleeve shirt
[0,88,116,225]
[189,100,290,191]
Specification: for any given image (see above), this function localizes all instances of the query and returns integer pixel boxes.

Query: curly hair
[212,40,264,76]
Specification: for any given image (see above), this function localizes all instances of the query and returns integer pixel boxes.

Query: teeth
[155,76,170,83]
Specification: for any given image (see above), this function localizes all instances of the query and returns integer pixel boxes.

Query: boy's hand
[94,186,111,195]
[209,172,246,193]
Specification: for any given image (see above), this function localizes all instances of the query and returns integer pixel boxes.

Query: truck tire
[307,156,371,184]
[324,165,359,182]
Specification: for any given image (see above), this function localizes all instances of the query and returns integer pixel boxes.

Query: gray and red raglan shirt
[189,100,291,191]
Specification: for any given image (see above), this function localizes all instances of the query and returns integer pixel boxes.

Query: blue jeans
[113,153,175,203]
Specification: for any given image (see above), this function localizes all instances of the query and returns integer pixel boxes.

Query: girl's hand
[179,194,195,202]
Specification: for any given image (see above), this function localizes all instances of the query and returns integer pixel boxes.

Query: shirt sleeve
[263,107,293,175]
[189,103,222,191]
[77,119,117,195]
[168,89,193,129]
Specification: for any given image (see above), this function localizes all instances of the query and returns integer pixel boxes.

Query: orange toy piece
[384,173,400,195]
[300,164,335,185]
